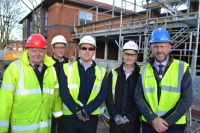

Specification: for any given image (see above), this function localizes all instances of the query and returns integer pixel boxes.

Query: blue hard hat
[149,28,171,43]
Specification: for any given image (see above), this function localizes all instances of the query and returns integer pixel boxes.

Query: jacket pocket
[11,117,33,125]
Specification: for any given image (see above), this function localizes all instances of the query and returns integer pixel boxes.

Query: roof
[19,0,121,24]
[76,0,121,11]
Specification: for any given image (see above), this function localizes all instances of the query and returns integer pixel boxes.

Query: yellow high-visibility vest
[140,59,188,124]
[111,69,118,102]
[0,50,63,133]
[63,61,106,115]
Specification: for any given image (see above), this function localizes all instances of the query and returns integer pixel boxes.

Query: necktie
[34,65,40,74]
[158,64,164,79]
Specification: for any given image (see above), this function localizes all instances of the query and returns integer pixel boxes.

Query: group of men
[0,28,192,133]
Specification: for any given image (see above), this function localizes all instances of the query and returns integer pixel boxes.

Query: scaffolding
[119,1,200,131]
[72,0,200,132]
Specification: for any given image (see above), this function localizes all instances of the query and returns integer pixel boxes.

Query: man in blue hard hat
[134,28,192,133]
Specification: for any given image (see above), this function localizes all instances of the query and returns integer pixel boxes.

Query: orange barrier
[3,51,22,61]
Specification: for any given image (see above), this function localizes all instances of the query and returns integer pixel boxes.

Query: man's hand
[123,116,130,124]
[76,109,89,122]
[114,114,129,125]
[151,117,168,133]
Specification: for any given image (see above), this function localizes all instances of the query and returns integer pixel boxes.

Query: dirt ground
[97,120,110,133]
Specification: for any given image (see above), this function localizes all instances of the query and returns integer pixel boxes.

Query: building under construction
[73,0,198,74]
[19,0,200,132]
[72,0,200,132]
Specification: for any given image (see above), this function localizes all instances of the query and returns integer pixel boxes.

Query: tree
[21,0,42,34]
[0,0,25,49]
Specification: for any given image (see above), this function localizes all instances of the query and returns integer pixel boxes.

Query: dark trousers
[142,123,185,133]
[63,116,98,133]
[51,116,64,133]
[109,120,141,133]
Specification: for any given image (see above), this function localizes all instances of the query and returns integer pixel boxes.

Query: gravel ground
[97,119,110,133]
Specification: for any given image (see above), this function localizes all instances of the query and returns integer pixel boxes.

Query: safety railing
[74,12,198,36]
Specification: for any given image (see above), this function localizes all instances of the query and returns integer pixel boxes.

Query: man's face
[79,44,96,62]
[150,42,172,63]
[28,48,46,65]
[52,43,66,58]
[122,50,138,65]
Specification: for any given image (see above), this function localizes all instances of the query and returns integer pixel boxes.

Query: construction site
[69,0,200,132]
[0,0,199,132]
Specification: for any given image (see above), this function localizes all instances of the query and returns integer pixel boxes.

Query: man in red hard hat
[0,34,63,133]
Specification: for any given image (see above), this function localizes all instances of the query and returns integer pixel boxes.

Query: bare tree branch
[20,0,41,34]
[0,0,25,49]
[20,0,32,11]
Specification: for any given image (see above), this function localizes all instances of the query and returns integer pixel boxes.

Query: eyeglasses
[54,47,66,50]
[124,52,137,57]
[80,47,95,51]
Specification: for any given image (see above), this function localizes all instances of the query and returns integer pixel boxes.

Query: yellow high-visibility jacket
[0,50,63,133]
[140,59,188,124]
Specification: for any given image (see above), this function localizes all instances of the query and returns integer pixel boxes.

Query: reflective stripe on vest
[15,60,24,92]
[15,60,57,95]
[63,61,106,115]
[0,120,9,127]
[111,69,118,102]
[1,83,14,91]
[14,88,55,95]
[52,67,59,88]
[141,60,188,124]
[11,120,51,131]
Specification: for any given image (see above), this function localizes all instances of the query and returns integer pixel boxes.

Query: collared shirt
[53,55,65,63]
[153,56,169,73]
[123,64,135,79]
[30,62,43,72]
[79,58,93,70]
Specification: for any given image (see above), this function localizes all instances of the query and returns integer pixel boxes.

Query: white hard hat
[123,41,139,52]
[51,35,67,45]
[78,35,96,47]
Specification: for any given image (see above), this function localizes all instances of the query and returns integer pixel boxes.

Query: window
[96,40,105,59]
[107,40,118,60]
[78,11,93,25]
[30,21,33,33]
[44,11,48,31]
[31,9,41,33]
[23,20,28,39]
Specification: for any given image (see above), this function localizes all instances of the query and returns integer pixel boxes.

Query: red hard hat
[26,34,47,48]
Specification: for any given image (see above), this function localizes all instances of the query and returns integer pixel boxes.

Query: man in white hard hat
[51,35,68,133]
[51,35,68,79]
[106,41,141,133]
[59,35,107,133]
